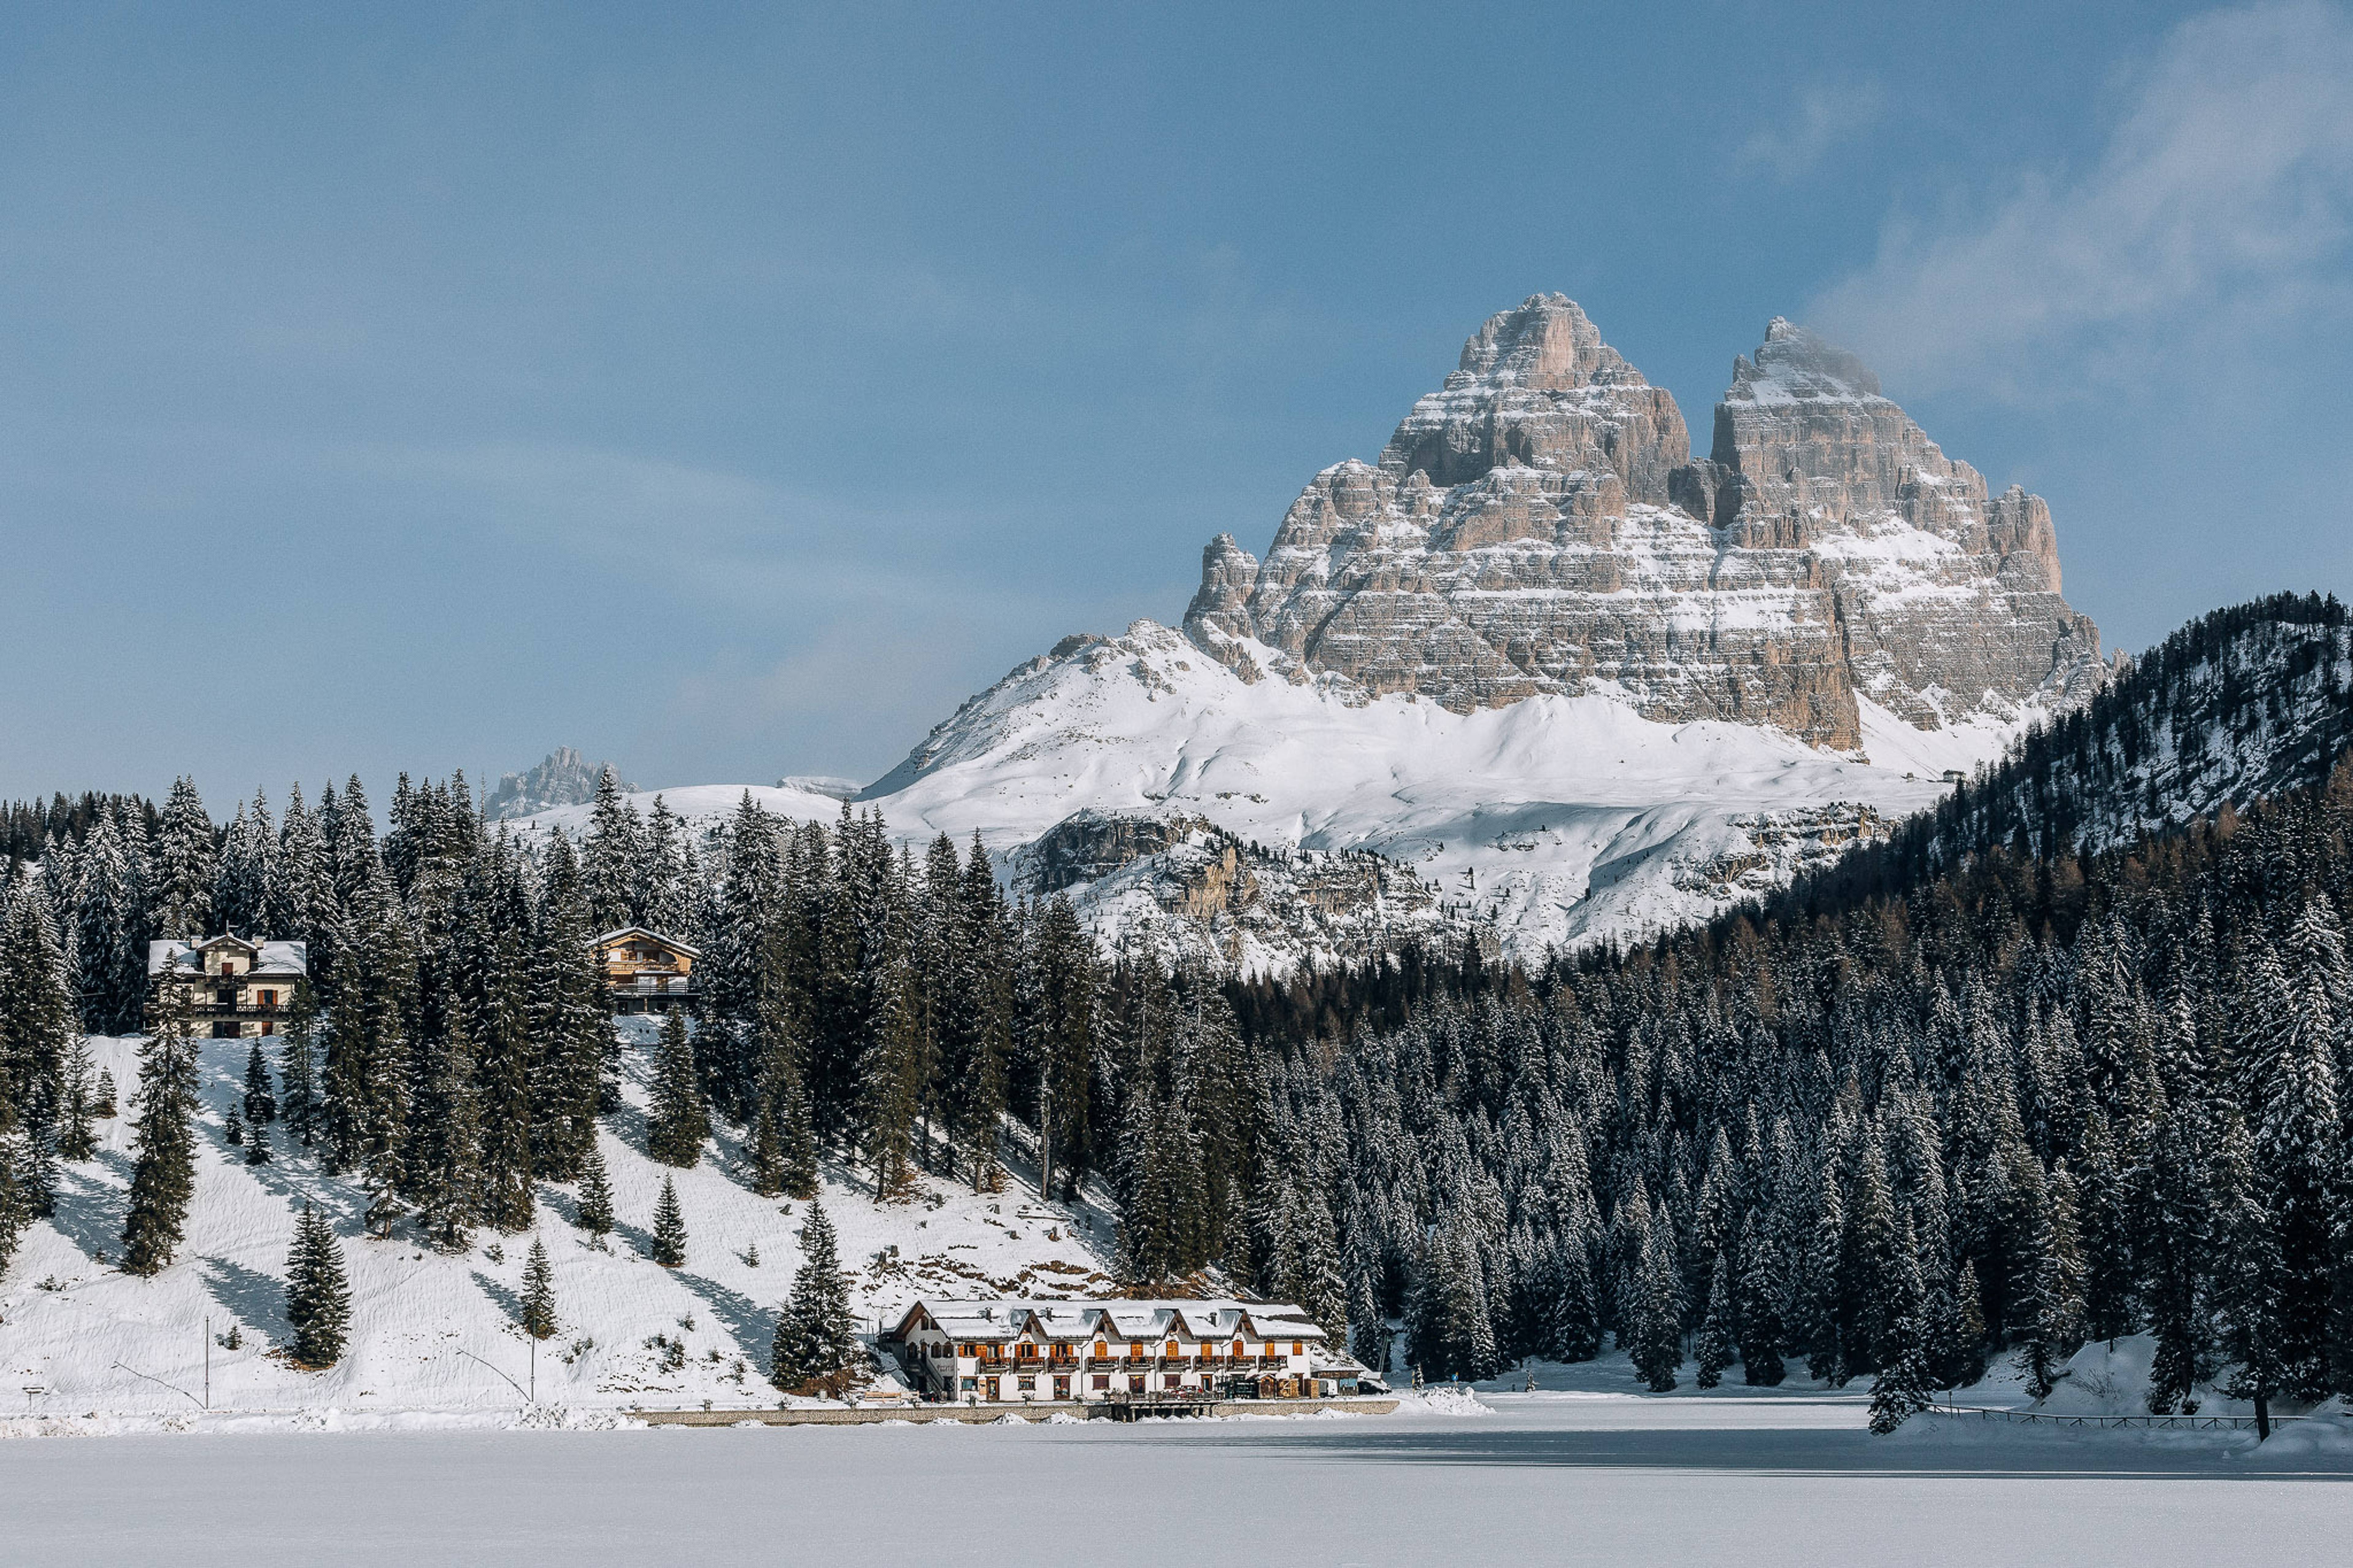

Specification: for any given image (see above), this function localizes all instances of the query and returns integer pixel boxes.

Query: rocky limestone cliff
[1008,807,1466,973]
[484,747,635,822]
[1184,296,2102,751]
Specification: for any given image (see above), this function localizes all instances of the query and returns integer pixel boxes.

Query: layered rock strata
[1183,297,2102,750]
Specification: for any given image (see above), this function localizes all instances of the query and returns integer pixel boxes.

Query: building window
[1091,1375,1109,1391]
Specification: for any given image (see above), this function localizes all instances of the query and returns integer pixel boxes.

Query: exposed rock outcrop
[485,747,635,822]
[1183,296,2102,750]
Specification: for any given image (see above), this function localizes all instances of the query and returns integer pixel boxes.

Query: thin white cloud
[1737,81,1886,180]
[1811,0,2353,396]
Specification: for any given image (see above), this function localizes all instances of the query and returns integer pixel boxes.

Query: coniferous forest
[4,599,2353,1428]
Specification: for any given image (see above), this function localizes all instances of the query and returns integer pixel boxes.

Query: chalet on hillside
[147,935,307,1038]
[886,1298,1366,1405]
[594,926,700,1014]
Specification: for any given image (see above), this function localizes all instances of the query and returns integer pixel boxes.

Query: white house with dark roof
[885,1298,1353,1404]
[147,935,307,1038]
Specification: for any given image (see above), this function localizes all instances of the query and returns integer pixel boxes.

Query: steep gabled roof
[147,939,309,978]
[592,925,703,959]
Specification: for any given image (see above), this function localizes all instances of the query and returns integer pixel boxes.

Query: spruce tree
[95,1067,118,1118]
[284,1204,352,1368]
[1735,1211,1787,1386]
[646,1010,710,1168]
[770,1200,858,1392]
[651,1174,688,1267]
[471,925,535,1232]
[520,1237,558,1339]
[120,980,201,1275]
[574,1137,615,1240]
[0,878,78,1181]
[276,984,323,1148]
[150,777,217,942]
[1631,1218,1685,1392]
[55,1036,97,1162]
[2017,1162,2087,1399]
[1867,1315,1936,1434]
[1693,1255,1737,1389]
[407,1009,483,1251]
[859,944,925,1201]
[526,835,610,1180]
[242,1039,277,1127]
[2213,1117,2285,1436]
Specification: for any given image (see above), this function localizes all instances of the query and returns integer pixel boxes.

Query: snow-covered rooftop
[146,939,307,978]
[895,1298,1326,1343]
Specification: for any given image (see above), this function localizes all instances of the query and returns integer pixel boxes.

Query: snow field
[2,1389,2347,1568]
[1,1025,1112,1422]
[526,622,2026,962]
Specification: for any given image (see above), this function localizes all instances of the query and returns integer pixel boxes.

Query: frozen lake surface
[6,1392,2350,1566]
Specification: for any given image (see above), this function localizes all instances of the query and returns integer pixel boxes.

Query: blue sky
[5,2,2351,803]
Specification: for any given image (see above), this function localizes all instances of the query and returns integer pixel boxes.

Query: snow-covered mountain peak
[532,296,2111,966]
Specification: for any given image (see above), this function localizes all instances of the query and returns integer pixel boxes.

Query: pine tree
[1735,1211,1787,1386]
[574,1137,615,1240]
[2016,1162,2087,1399]
[2073,1110,2135,1344]
[1630,1213,1685,1392]
[407,1009,483,1251]
[1944,1261,1991,1389]
[647,1010,710,1168]
[150,777,217,941]
[120,978,201,1275]
[579,769,641,934]
[2213,1116,2285,1437]
[520,1237,558,1339]
[651,1174,688,1267]
[1693,1254,1738,1389]
[242,1039,277,1127]
[859,942,925,1202]
[771,1199,858,1392]
[94,1067,118,1119]
[526,835,610,1180]
[284,1204,352,1369]
[1867,1315,1936,1435]
[72,809,143,1033]
[469,893,536,1232]
[55,1036,97,1162]
[276,984,323,1148]
[0,877,78,1188]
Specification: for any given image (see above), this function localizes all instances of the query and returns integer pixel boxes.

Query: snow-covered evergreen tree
[770,1200,858,1392]
[520,1237,558,1339]
[284,1204,352,1368]
[650,1174,688,1267]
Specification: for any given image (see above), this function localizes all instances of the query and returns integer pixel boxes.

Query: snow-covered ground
[4,1385,2347,1568]
[0,1026,1112,1424]
[527,622,2029,965]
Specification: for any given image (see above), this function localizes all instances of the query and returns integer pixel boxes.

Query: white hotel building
[886,1298,1354,1404]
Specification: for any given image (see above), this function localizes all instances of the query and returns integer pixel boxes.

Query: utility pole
[530,1338,537,1406]
[203,1317,210,1410]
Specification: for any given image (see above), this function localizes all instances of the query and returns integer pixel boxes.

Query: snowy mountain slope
[2,1027,1113,1419]
[528,621,2012,961]
[520,297,2102,964]
[1785,594,2353,907]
